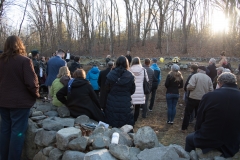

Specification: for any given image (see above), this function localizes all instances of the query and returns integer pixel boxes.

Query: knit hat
[152,58,157,63]
[171,64,180,71]
[198,66,207,72]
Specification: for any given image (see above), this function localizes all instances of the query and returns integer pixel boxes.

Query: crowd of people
[0,35,240,160]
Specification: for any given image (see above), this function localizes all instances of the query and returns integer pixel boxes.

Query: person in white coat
[130,57,149,122]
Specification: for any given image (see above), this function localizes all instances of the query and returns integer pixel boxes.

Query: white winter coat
[130,64,149,104]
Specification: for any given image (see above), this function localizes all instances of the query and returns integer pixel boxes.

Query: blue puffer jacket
[86,67,100,90]
[150,63,161,84]
[105,68,135,128]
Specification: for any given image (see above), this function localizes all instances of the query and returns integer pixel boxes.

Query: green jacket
[50,78,64,107]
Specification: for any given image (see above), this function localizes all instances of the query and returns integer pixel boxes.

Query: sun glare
[210,10,229,34]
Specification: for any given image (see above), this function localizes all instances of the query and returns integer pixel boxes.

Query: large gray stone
[32,111,43,117]
[92,126,106,135]
[75,115,90,125]
[120,125,133,133]
[106,128,133,147]
[84,149,117,160]
[31,115,47,121]
[190,150,198,160]
[49,148,63,160]
[129,147,141,160]
[44,111,59,117]
[34,129,56,146]
[214,156,233,160]
[57,106,70,118]
[137,147,179,160]
[62,151,85,160]
[54,117,75,127]
[92,136,110,149]
[169,144,190,159]
[36,105,52,113]
[68,136,89,151]
[42,118,64,131]
[133,126,159,150]
[43,146,54,156]
[109,144,130,160]
[196,148,222,159]
[56,127,82,150]
[33,150,48,160]
[22,119,41,160]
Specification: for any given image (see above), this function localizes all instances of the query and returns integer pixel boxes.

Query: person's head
[220,51,226,57]
[216,67,224,75]
[73,69,86,79]
[152,58,157,63]
[46,57,50,62]
[198,66,207,74]
[57,66,71,78]
[190,64,198,72]
[0,35,26,61]
[144,58,151,66]
[70,55,75,61]
[169,64,183,82]
[217,72,237,88]
[107,61,114,68]
[115,55,129,70]
[126,51,130,55]
[74,56,80,62]
[209,58,216,65]
[31,50,39,58]
[131,57,141,66]
[41,56,45,62]
[52,52,56,57]
[57,49,65,58]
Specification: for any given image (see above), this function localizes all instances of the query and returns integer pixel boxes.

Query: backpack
[68,78,75,94]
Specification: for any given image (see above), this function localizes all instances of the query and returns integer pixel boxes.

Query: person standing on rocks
[45,49,66,100]
[148,58,161,112]
[181,66,213,132]
[185,72,240,158]
[165,64,183,124]
[105,56,135,127]
[0,35,40,160]
[130,57,149,122]
[98,61,114,110]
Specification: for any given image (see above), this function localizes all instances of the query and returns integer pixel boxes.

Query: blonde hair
[169,71,183,82]
[57,66,70,78]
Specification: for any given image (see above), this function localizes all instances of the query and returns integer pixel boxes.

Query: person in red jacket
[0,35,39,160]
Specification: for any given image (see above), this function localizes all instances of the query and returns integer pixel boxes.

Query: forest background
[0,0,240,58]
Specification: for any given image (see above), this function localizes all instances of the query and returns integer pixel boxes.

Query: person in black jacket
[56,69,105,122]
[207,58,217,82]
[125,51,132,64]
[165,64,183,124]
[184,64,198,122]
[69,56,82,76]
[98,61,114,110]
[31,50,40,78]
[185,72,240,158]
[105,56,135,128]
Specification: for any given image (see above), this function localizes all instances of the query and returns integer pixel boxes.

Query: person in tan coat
[181,66,213,131]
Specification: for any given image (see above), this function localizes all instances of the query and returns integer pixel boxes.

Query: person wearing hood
[86,65,100,97]
[149,58,161,111]
[130,57,149,122]
[105,56,135,128]
[69,56,82,76]
[56,69,105,122]
[181,66,213,132]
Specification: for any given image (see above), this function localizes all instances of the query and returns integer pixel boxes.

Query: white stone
[84,149,117,160]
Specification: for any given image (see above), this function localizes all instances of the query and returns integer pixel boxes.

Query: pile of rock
[22,102,229,160]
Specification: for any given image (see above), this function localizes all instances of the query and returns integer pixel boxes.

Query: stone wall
[21,102,230,160]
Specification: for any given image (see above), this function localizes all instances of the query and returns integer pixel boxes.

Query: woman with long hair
[50,66,71,107]
[105,56,135,127]
[130,57,149,123]
[165,64,183,124]
[0,35,39,160]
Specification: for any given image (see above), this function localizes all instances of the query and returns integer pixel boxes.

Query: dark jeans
[0,108,30,160]
[185,132,196,152]
[182,98,200,130]
[184,93,195,122]
[166,93,179,122]
[142,94,150,118]
[149,88,157,110]
[134,104,141,122]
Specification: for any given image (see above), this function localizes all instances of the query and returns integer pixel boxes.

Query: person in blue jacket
[45,49,66,100]
[86,65,100,97]
[148,58,161,111]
